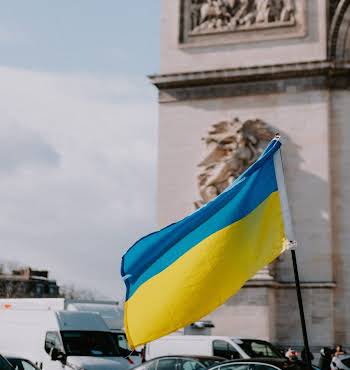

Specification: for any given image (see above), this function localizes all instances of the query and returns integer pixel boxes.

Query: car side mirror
[57,353,67,366]
[50,348,59,361]
[51,348,66,364]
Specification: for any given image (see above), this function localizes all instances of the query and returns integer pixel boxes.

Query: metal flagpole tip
[289,240,298,250]
[282,239,297,251]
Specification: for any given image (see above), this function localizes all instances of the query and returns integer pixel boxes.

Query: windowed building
[0,268,60,298]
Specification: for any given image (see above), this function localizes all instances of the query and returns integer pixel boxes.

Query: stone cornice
[149,60,350,90]
[243,280,336,289]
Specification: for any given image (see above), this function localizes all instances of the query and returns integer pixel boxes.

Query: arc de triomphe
[150,0,350,349]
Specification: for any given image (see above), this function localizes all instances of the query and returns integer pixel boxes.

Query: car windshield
[341,358,350,368]
[7,358,39,370]
[61,331,120,357]
[236,340,283,358]
[0,355,13,370]
[111,332,133,357]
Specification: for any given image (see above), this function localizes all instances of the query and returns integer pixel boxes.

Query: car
[0,353,14,370]
[132,355,226,370]
[145,336,284,361]
[331,355,350,370]
[5,355,40,370]
[206,358,310,370]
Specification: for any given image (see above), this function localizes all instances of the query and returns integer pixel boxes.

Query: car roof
[152,355,226,361]
[208,358,292,368]
[130,356,226,370]
[225,358,287,363]
[336,355,350,359]
[3,354,26,360]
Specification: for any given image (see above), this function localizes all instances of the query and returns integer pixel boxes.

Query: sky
[0,1,160,300]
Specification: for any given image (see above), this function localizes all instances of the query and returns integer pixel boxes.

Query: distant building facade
[0,268,60,298]
[152,0,350,350]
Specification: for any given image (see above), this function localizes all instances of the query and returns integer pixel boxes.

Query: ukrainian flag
[121,137,293,349]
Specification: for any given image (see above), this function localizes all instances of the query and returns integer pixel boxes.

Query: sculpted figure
[280,0,295,22]
[195,118,275,208]
[215,0,232,28]
[200,0,216,22]
[231,0,255,25]
[225,0,238,13]
[255,0,272,23]
[195,0,218,31]
[194,0,233,31]
[191,0,203,29]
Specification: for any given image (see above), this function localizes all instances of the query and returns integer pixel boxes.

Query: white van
[145,336,284,361]
[0,298,139,364]
[0,309,131,370]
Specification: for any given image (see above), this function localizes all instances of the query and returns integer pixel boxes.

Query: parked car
[331,355,350,370]
[5,355,40,370]
[145,336,284,361]
[0,354,13,370]
[206,358,310,370]
[132,355,226,370]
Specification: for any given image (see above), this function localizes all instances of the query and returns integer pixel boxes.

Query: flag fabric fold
[121,137,292,349]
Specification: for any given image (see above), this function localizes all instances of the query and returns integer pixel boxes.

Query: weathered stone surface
[275,287,334,347]
[330,91,350,345]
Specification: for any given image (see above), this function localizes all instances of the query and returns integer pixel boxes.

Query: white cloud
[0,122,60,173]
[0,66,158,299]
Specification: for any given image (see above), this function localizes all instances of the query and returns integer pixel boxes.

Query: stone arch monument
[151,1,350,349]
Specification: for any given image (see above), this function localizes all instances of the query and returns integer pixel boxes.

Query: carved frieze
[195,118,275,208]
[180,0,306,46]
[190,0,295,35]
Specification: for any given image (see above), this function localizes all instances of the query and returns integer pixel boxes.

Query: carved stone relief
[180,0,306,46]
[190,0,295,35]
[195,118,275,208]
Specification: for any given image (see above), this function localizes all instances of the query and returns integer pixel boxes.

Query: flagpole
[273,136,313,370]
[291,249,313,369]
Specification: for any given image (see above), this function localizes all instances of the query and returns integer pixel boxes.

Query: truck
[0,308,131,370]
[145,335,284,361]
